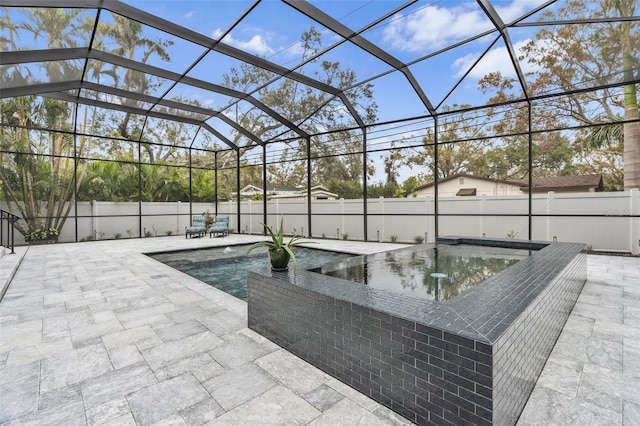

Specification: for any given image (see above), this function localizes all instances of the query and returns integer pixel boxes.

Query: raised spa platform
[247,237,586,425]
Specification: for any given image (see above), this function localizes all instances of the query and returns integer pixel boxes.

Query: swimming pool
[148,244,353,301]
[313,243,533,301]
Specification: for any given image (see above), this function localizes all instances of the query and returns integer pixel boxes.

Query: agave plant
[247,217,313,271]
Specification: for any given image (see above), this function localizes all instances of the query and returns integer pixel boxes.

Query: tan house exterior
[411,174,603,197]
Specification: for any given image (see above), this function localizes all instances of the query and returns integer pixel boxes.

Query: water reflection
[149,245,352,301]
[319,244,532,302]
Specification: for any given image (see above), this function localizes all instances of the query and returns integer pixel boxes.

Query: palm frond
[582,118,623,151]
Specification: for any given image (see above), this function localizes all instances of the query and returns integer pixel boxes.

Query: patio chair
[209,215,229,238]
[185,215,206,238]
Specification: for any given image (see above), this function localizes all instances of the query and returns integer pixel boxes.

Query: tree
[327,180,362,199]
[95,14,173,149]
[401,175,429,196]
[368,182,399,198]
[0,97,77,239]
[611,0,640,189]
[575,139,624,190]
[220,27,377,186]
[382,147,403,185]
[481,0,639,189]
[404,106,498,179]
[311,130,374,188]
[0,8,94,239]
[266,146,306,186]
[78,159,138,201]
[0,8,181,239]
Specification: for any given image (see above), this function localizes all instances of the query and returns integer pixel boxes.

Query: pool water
[148,244,353,301]
[313,243,534,301]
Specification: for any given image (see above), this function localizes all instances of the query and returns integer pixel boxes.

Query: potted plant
[247,217,313,271]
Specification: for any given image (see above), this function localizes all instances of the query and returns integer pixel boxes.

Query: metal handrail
[0,208,21,254]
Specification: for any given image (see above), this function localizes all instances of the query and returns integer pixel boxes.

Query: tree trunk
[618,0,639,190]
[623,106,640,190]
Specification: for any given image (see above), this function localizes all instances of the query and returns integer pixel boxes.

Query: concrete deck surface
[0,236,638,425]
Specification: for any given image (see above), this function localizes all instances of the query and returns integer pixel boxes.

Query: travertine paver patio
[0,235,638,425]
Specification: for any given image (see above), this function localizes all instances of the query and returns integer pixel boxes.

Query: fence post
[547,191,555,242]
[632,189,639,255]
[379,196,384,242]
[480,194,486,238]
[340,198,345,239]
[177,201,181,235]
[426,196,432,242]
[91,200,98,240]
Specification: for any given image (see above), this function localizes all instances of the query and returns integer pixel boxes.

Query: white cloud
[285,41,305,58]
[452,39,541,79]
[184,11,194,19]
[212,28,275,56]
[383,3,491,52]
[383,0,544,53]
[495,0,547,24]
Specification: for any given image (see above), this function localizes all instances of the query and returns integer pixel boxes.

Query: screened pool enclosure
[1,0,639,248]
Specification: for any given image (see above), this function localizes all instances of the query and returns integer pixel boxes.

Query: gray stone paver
[303,383,345,412]
[0,361,40,421]
[8,336,73,367]
[518,253,640,426]
[127,373,209,425]
[152,352,224,383]
[85,397,131,426]
[40,343,113,393]
[202,363,277,411]
[204,386,320,426]
[0,236,638,425]
[179,397,224,426]
[307,398,400,426]
[81,363,158,409]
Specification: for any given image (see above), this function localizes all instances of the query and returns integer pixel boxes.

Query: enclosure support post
[138,140,143,238]
[306,136,312,238]
[214,151,219,216]
[263,144,267,233]
[528,101,533,241]
[236,149,241,234]
[73,103,79,243]
[363,130,368,241]
[434,117,439,240]
[188,147,193,218]
[631,189,639,255]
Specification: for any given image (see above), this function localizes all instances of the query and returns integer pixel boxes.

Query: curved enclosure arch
[0,0,639,253]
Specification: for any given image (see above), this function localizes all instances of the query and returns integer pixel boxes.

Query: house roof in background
[517,174,604,192]
[412,173,604,193]
[413,174,519,191]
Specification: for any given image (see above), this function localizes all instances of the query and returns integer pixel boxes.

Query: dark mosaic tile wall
[491,251,587,425]
[248,239,586,425]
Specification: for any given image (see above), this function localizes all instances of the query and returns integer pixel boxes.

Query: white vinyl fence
[3,190,639,254]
